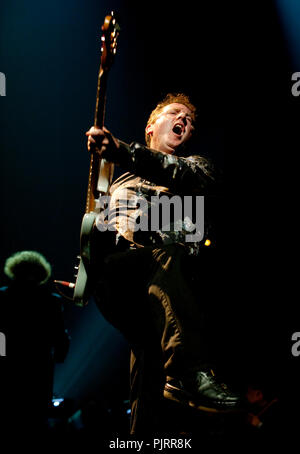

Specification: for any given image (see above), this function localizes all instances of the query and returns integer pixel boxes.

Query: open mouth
[172,124,184,136]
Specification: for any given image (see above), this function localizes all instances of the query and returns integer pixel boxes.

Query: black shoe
[164,369,242,413]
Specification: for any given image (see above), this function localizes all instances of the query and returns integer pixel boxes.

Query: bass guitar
[55,12,120,306]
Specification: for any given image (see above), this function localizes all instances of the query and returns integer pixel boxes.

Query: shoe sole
[164,384,241,414]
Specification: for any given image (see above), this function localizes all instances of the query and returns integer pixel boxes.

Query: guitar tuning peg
[74,266,79,270]
[77,255,81,259]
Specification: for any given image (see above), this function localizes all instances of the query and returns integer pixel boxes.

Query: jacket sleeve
[103,140,222,195]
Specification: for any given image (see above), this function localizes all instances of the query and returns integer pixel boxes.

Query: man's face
[146,103,195,154]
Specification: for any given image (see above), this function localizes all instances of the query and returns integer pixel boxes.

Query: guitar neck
[94,68,107,128]
[85,12,119,214]
[85,69,109,213]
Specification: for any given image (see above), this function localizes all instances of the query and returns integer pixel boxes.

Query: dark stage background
[1,0,299,442]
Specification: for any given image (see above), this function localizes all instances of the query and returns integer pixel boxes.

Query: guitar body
[73,212,96,304]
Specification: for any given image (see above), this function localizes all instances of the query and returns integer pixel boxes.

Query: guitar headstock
[100,11,120,72]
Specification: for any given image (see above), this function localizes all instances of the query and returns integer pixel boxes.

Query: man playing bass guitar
[85,92,241,435]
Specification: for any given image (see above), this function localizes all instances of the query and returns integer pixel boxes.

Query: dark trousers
[94,243,221,433]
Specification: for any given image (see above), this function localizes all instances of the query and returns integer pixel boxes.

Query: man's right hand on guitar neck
[86,126,120,159]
